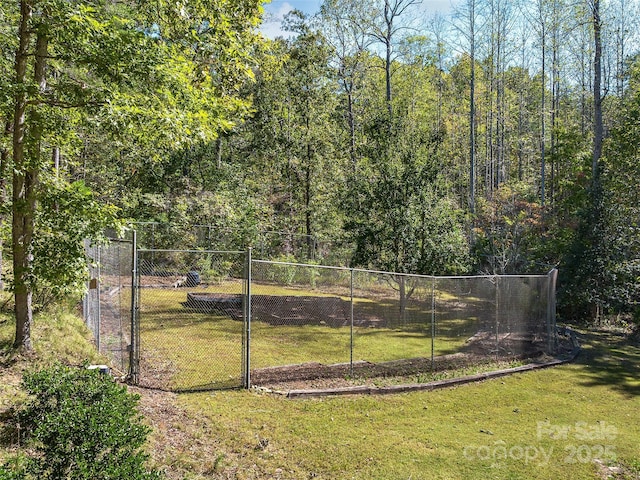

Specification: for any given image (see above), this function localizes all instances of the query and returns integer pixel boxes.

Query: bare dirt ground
[249,330,578,393]
[250,354,562,393]
[134,387,229,479]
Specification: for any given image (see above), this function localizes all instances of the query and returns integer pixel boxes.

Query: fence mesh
[134,249,247,391]
[432,276,551,368]
[249,262,556,386]
[83,239,133,375]
[249,261,353,376]
[132,222,322,262]
[86,243,557,391]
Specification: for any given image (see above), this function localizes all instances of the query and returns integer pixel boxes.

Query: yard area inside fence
[131,256,555,392]
[84,244,557,392]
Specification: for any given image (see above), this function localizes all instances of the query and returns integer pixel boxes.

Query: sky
[261,0,458,39]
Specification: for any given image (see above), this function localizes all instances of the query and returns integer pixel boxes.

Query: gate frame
[129,244,251,389]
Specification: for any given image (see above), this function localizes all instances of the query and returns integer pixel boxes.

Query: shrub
[1,364,161,480]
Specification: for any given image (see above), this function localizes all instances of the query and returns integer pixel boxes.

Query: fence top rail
[137,248,245,255]
[131,222,318,239]
[107,238,133,244]
[252,259,552,279]
[252,259,350,272]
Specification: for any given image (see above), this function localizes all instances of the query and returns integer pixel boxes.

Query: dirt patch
[250,352,542,392]
[250,332,577,393]
[134,387,226,479]
[182,293,382,328]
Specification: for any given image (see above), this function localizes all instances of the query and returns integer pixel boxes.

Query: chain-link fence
[248,261,557,386]
[85,242,557,391]
[133,248,248,391]
[130,221,356,264]
[83,239,134,375]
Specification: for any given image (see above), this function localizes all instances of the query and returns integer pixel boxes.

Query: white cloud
[418,0,460,15]
[260,1,296,39]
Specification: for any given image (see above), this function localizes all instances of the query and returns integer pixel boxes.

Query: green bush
[1,364,161,480]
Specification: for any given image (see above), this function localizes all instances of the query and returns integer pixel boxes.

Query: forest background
[1,0,639,350]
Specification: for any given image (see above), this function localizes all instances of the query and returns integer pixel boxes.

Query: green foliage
[473,183,548,274]
[346,156,470,276]
[2,0,265,349]
[560,59,640,321]
[31,179,121,307]
[199,256,236,284]
[258,254,325,287]
[1,364,161,480]
[233,17,344,246]
[3,0,637,333]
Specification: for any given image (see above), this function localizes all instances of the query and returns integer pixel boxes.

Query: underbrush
[0,304,161,479]
[0,364,162,480]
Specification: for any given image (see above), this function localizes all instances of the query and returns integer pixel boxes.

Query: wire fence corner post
[243,247,252,389]
[129,230,140,385]
[494,274,500,361]
[547,268,559,353]
[96,244,101,352]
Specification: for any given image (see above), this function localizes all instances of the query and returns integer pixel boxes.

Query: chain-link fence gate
[132,247,249,391]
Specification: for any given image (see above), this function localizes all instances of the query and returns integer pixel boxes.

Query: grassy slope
[1,304,639,479]
[154,330,640,480]
[0,303,107,462]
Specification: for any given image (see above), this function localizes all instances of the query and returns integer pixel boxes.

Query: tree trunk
[384,0,393,121]
[13,1,46,351]
[469,0,476,215]
[215,136,222,169]
[540,20,547,206]
[591,0,603,187]
[12,1,34,350]
[398,275,407,322]
[304,163,313,259]
[346,86,356,172]
[549,0,562,207]
[0,121,12,291]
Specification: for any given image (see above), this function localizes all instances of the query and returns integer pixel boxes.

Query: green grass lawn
[137,284,473,390]
[1,300,638,479]
[158,329,639,479]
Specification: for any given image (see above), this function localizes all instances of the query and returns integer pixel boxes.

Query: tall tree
[453,0,480,215]
[369,0,422,121]
[610,0,639,96]
[426,13,449,133]
[239,12,343,256]
[320,0,372,171]
[6,0,263,350]
[589,0,604,187]
[531,0,549,205]
[12,0,39,350]
[483,0,515,192]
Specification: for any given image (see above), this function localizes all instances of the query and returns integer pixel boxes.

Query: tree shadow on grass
[573,329,640,398]
[0,335,20,368]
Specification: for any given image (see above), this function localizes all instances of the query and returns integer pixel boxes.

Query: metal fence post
[129,230,139,384]
[431,277,436,370]
[494,275,500,360]
[244,247,252,389]
[547,268,559,353]
[96,244,101,352]
[350,268,354,376]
